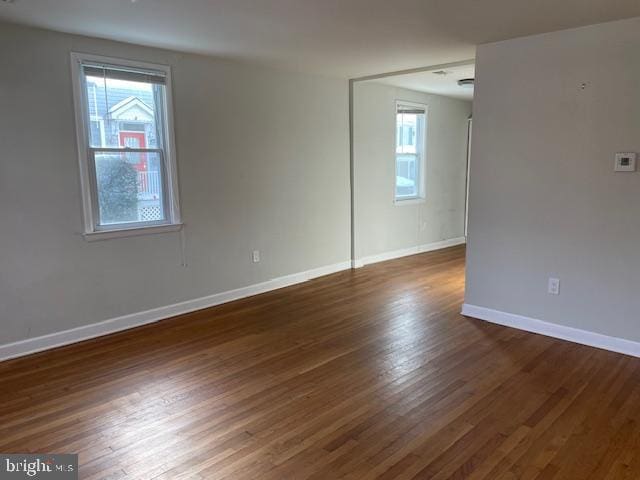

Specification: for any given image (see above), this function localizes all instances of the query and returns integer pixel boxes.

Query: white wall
[465,17,640,341]
[353,82,471,262]
[0,23,350,345]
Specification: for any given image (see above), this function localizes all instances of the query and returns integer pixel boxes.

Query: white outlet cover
[548,277,560,295]
[614,152,636,172]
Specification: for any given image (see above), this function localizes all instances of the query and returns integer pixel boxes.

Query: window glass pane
[84,71,164,149]
[395,104,426,200]
[94,151,165,226]
[396,113,419,154]
[396,154,418,198]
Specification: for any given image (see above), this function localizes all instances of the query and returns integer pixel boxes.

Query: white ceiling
[373,63,476,101]
[1,0,639,77]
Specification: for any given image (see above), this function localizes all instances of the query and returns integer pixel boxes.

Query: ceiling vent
[457,78,475,88]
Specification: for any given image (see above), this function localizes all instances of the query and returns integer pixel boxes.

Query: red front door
[119,131,147,171]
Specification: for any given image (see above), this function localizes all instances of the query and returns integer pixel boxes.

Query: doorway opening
[349,60,475,268]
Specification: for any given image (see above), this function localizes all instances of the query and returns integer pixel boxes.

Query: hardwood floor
[2,245,640,479]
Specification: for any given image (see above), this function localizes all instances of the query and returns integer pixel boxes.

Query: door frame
[464,117,472,238]
[348,59,475,266]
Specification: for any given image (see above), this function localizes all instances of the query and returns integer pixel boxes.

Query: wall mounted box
[614,152,637,172]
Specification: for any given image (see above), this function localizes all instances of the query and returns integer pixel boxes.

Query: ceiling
[1,0,639,77]
[373,63,476,101]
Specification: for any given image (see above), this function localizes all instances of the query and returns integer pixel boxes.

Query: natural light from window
[395,102,426,202]
[72,54,181,238]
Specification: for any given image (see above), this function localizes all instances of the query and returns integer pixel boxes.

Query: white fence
[137,170,161,198]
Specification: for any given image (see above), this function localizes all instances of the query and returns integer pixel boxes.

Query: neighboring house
[87,77,163,222]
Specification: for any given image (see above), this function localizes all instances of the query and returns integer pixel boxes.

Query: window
[71,53,181,239]
[395,101,426,202]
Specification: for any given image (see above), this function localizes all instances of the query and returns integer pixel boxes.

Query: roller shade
[83,64,166,85]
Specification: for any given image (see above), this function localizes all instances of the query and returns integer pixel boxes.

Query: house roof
[108,96,154,121]
[87,78,155,120]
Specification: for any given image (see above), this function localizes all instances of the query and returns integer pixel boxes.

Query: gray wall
[0,23,350,344]
[353,82,471,260]
[465,17,640,341]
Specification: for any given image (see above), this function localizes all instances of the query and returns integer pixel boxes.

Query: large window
[71,53,181,239]
[395,101,426,202]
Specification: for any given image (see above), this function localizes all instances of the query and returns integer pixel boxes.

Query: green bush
[96,156,138,224]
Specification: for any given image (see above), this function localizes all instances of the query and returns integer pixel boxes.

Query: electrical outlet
[548,277,560,295]
[252,250,260,263]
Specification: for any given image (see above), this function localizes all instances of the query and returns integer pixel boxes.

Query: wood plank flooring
[2,245,640,479]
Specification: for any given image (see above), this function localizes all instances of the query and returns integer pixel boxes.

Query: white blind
[397,104,425,115]
[83,64,166,85]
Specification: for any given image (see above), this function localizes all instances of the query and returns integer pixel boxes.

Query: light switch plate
[614,152,636,172]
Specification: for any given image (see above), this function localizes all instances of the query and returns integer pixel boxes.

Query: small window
[395,101,426,202]
[71,53,181,239]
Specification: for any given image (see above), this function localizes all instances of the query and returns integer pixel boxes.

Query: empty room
[1,1,640,479]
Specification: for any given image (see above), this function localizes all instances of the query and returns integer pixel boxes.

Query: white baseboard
[0,260,352,362]
[355,236,466,268]
[461,304,640,358]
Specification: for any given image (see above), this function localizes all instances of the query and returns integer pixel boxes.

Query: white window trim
[70,52,182,240]
[393,100,427,206]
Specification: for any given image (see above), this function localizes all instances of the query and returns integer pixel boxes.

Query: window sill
[83,223,183,242]
[394,197,426,206]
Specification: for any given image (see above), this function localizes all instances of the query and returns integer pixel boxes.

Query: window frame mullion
[88,147,164,155]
